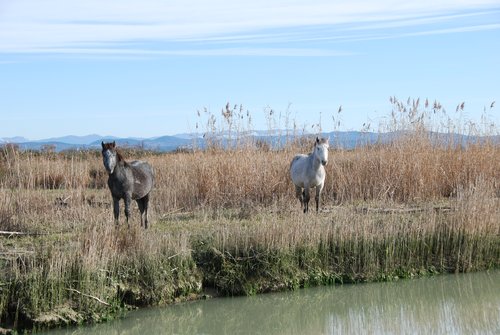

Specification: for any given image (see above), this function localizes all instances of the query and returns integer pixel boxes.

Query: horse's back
[130,160,153,173]
[290,153,325,188]
[290,154,308,185]
[129,161,154,198]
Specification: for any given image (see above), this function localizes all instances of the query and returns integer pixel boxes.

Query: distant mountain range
[1,131,498,152]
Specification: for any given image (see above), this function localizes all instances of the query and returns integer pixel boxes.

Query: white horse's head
[314,137,329,166]
[102,141,118,174]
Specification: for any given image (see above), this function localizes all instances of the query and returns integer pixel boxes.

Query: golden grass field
[1,100,499,331]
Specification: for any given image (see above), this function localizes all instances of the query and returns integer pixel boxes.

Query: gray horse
[101,141,154,228]
[290,137,329,213]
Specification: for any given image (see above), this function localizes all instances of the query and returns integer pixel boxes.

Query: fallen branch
[0,250,35,257]
[160,207,186,218]
[361,207,425,214]
[66,288,110,306]
[356,205,454,214]
[167,249,193,259]
[0,230,28,237]
[167,252,182,260]
[0,230,49,237]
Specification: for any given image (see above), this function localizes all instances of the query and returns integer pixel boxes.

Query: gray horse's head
[102,141,118,174]
[314,137,329,166]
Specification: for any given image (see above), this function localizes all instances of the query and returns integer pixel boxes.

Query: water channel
[43,270,500,334]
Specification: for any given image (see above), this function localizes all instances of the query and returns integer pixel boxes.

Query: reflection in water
[44,271,500,335]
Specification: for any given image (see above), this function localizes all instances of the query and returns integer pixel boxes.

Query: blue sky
[0,0,499,140]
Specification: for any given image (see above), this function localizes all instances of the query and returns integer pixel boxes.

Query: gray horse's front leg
[315,183,324,213]
[124,193,132,227]
[303,187,310,213]
[113,196,120,224]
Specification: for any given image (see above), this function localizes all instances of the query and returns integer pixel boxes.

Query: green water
[43,270,500,335]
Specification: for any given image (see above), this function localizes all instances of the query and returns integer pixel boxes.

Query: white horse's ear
[316,136,320,144]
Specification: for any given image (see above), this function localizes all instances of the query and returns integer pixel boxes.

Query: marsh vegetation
[0,98,498,332]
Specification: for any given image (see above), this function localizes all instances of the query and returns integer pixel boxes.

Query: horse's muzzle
[321,160,328,166]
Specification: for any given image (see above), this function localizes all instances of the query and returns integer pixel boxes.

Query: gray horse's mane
[102,142,125,162]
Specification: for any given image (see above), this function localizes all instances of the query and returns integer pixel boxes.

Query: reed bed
[2,135,499,211]
[0,99,499,331]
[194,177,499,294]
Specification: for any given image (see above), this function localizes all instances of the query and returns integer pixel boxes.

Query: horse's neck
[308,151,321,170]
[116,151,125,162]
[115,152,128,169]
[111,160,128,178]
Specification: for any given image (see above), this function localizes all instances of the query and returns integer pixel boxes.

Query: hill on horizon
[2,131,499,152]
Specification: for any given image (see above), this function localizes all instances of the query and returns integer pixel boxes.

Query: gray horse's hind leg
[137,198,145,228]
[143,194,150,229]
[113,196,120,224]
[303,187,310,213]
[124,193,132,227]
[137,194,150,229]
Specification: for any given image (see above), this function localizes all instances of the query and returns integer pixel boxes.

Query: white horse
[290,137,329,213]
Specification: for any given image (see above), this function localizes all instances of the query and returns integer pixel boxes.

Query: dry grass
[2,134,498,213]
[0,98,499,330]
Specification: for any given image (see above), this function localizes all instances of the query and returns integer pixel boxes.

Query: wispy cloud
[1,0,499,57]
[11,47,355,57]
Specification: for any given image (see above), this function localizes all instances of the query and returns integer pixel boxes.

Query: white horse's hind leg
[315,183,324,213]
[303,187,311,213]
[295,186,303,208]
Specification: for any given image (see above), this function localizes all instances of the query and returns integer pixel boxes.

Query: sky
[0,0,499,140]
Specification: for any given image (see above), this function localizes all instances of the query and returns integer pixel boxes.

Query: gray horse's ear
[101,141,105,149]
[112,141,116,148]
